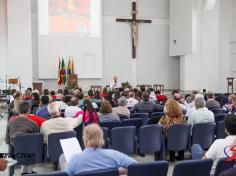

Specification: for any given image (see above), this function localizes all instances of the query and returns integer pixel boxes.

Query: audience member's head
[140,85,146,92]
[118,96,128,107]
[192,90,199,95]
[32,92,40,102]
[155,90,161,95]
[77,92,84,100]
[207,92,215,100]
[83,123,104,148]
[43,89,50,96]
[48,102,60,117]
[172,90,181,101]
[40,95,49,105]
[84,99,95,112]
[24,89,32,100]
[63,89,69,96]
[18,101,31,115]
[88,90,94,97]
[164,98,183,118]
[27,87,32,93]
[102,87,108,94]
[10,89,16,96]
[129,92,135,98]
[50,90,56,97]
[142,91,150,102]
[57,89,63,94]
[224,114,236,135]
[13,91,22,100]
[70,97,78,106]
[56,93,64,101]
[228,94,235,104]
[63,95,71,105]
[194,96,206,109]
[94,90,101,99]
[100,101,112,114]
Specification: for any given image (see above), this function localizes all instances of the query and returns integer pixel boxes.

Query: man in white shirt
[127,92,138,108]
[112,96,130,117]
[110,76,121,89]
[65,97,82,117]
[40,102,83,144]
[192,114,236,175]
[187,96,214,125]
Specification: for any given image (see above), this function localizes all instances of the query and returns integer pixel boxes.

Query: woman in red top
[100,87,108,98]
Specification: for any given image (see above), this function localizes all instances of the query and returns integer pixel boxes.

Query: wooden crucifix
[116,1,152,58]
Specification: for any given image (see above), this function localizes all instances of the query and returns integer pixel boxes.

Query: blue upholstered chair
[172,159,213,176]
[214,114,226,124]
[139,125,165,160]
[48,131,76,162]
[75,169,119,176]
[214,157,236,176]
[128,161,169,176]
[25,171,68,176]
[216,121,227,139]
[192,122,216,149]
[111,126,136,154]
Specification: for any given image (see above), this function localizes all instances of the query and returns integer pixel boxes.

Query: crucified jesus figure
[126,20,143,48]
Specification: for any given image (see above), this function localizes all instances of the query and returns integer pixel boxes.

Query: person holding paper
[60,123,137,175]
[110,76,121,89]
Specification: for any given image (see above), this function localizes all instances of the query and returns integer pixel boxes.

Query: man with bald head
[61,123,136,175]
[65,96,82,117]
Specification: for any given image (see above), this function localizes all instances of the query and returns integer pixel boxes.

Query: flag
[67,57,72,75]
[61,58,67,85]
[57,58,62,86]
[71,57,75,74]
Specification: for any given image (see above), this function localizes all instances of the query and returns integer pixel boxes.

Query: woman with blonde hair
[159,98,185,161]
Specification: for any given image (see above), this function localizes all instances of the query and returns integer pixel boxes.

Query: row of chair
[25,158,235,176]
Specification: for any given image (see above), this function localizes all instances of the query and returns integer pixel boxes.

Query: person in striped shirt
[5,101,39,175]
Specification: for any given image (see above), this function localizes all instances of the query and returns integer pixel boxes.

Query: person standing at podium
[110,76,121,89]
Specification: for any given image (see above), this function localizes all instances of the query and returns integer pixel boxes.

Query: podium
[227,77,234,93]
[33,82,43,94]
[67,74,78,89]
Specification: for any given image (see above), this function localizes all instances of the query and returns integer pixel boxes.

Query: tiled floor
[0,108,175,176]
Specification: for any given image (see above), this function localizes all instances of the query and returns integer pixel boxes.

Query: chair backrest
[139,125,163,154]
[25,171,68,176]
[149,112,164,124]
[214,158,236,176]
[214,114,226,124]
[167,124,191,151]
[74,125,85,150]
[192,122,216,149]
[111,126,136,154]
[75,169,119,176]
[216,121,226,139]
[118,114,129,120]
[131,113,149,119]
[99,121,121,130]
[210,108,224,115]
[128,161,169,176]
[102,127,110,148]
[172,159,213,176]
[48,131,76,162]
[12,133,44,165]
[121,118,143,133]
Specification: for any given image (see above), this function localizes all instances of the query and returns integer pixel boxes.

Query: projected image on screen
[38,0,100,37]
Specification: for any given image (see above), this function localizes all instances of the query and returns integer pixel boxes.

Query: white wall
[0,0,8,90]
[30,0,180,91]
[7,0,33,90]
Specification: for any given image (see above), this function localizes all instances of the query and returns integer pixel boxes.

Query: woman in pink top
[75,99,98,124]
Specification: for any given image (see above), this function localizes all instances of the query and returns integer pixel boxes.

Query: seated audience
[36,95,51,119]
[112,96,130,117]
[50,90,57,100]
[99,101,120,122]
[31,92,40,110]
[8,91,22,118]
[223,95,236,114]
[43,89,50,96]
[60,123,137,175]
[172,90,189,114]
[155,90,167,102]
[205,92,221,109]
[28,114,46,126]
[111,90,121,107]
[100,87,108,98]
[131,91,163,113]
[187,96,214,126]
[56,93,68,110]
[75,99,99,124]
[5,101,39,175]
[40,102,83,143]
[91,90,102,106]
[126,92,138,108]
[63,95,71,106]
[65,97,82,117]
[192,114,236,175]
[159,99,185,161]
[23,89,32,103]
[185,93,204,117]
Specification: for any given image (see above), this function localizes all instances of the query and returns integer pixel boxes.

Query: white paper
[60,137,82,162]
[5,158,17,167]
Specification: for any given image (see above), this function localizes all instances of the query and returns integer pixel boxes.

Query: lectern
[33,82,43,95]
[227,77,234,93]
